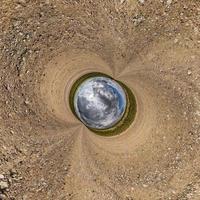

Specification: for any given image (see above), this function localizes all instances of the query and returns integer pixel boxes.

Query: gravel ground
[0,0,200,199]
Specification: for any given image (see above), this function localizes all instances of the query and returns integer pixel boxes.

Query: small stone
[194,27,198,35]
[174,38,179,44]
[167,0,172,6]
[22,194,28,200]
[0,194,6,199]
[64,167,68,171]
[132,15,145,26]
[138,0,145,4]
[0,174,4,179]
[131,187,134,191]
[0,181,9,190]
[9,169,17,178]
[142,184,148,188]
[187,70,192,75]
[24,99,30,105]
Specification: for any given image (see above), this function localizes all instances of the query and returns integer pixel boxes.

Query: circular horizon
[74,76,127,129]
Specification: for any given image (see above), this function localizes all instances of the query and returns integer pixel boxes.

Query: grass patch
[69,72,137,136]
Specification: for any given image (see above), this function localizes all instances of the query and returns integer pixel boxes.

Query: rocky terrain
[0,0,199,199]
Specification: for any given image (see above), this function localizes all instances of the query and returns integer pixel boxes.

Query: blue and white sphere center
[74,76,127,129]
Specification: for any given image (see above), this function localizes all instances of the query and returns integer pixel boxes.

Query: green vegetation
[69,72,137,136]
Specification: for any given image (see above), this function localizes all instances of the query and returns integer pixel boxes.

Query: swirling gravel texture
[0,0,199,200]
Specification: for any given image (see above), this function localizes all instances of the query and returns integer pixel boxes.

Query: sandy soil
[0,0,200,199]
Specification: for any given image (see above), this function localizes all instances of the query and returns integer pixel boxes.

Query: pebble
[142,184,148,188]
[187,70,192,75]
[0,181,9,190]
[0,175,4,180]
[120,0,125,4]
[24,99,30,105]
[9,169,17,178]
[132,15,145,26]
[167,0,172,6]
[0,194,6,199]
[174,38,179,43]
[138,0,145,4]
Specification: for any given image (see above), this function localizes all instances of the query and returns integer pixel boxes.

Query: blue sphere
[74,76,127,129]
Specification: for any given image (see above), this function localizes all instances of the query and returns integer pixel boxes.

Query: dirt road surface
[0,0,200,199]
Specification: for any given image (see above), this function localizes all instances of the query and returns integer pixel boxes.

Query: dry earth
[0,0,200,200]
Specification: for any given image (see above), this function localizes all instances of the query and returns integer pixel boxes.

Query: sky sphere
[74,76,127,129]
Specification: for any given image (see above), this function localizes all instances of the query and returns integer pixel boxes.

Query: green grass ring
[69,72,137,136]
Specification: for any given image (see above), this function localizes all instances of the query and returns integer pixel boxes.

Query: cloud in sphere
[74,77,127,129]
